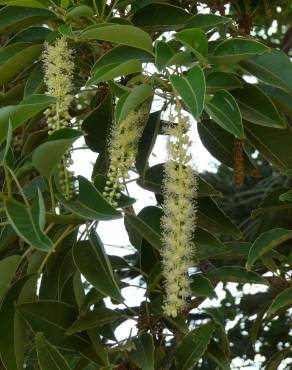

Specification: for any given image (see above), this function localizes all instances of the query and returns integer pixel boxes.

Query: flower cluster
[161,103,198,318]
[103,104,149,206]
[43,37,75,200]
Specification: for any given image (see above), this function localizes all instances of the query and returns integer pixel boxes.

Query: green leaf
[125,213,162,252]
[209,38,269,64]
[0,0,50,8]
[56,176,122,221]
[4,190,53,252]
[155,41,175,71]
[170,66,205,120]
[93,45,154,71]
[32,128,83,178]
[36,333,71,370]
[195,228,229,260]
[136,111,161,177]
[24,63,45,97]
[245,122,292,173]
[82,93,112,153]
[79,24,153,53]
[176,322,216,370]
[206,72,242,92]
[185,14,231,30]
[137,163,221,197]
[0,275,32,370]
[129,333,154,370]
[132,3,190,31]
[265,346,292,370]
[65,5,93,19]
[73,229,123,302]
[232,84,286,128]
[0,255,20,303]
[67,307,126,334]
[190,274,217,299]
[250,306,266,348]
[115,84,152,123]
[0,120,12,165]
[17,301,94,354]
[0,42,43,85]
[240,49,292,93]
[197,197,242,238]
[246,228,292,269]
[205,89,244,139]
[208,266,268,285]
[206,341,231,370]
[175,28,208,60]
[0,94,56,144]
[86,60,141,86]
[0,6,54,34]
[198,118,258,175]
[279,190,292,202]
[266,287,292,318]
[259,85,292,115]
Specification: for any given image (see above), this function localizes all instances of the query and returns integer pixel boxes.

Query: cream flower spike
[104,103,149,206]
[43,37,75,200]
[161,102,198,318]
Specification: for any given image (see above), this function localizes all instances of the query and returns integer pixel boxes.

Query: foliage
[0,0,291,369]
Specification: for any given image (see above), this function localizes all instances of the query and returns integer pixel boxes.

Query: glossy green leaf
[65,5,93,19]
[191,274,217,299]
[0,42,43,85]
[266,287,292,318]
[208,267,268,285]
[4,190,53,252]
[259,85,292,115]
[197,197,242,238]
[206,341,231,370]
[0,6,53,34]
[240,49,292,93]
[0,275,32,370]
[132,3,190,31]
[136,111,161,177]
[0,0,50,7]
[198,119,258,175]
[129,333,154,370]
[24,63,44,97]
[232,84,286,128]
[195,228,229,260]
[175,28,208,60]
[93,45,154,71]
[170,66,205,120]
[205,89,244,139]
[245,122,292,173]
[246,228,292,269]
[56,176,122,221]
[82,93,112,153]
[8,26,51,44]
[87,60,141,86]
[0,255,20,303]
[0,94,56,144]
[115,84,152,123]
[67,307,126,334]
[185,14,231,30]
[79,24,153,53]
[155,41,175,71]
[32,128,83,178]
[209,38,269,64]
[36,333,71,370]
[206,72,242,92]
[73,229,123,302]
[176,322,216,370]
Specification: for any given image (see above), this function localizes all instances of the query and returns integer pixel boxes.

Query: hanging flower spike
[43,37,76,200]
[161,103,198,318]
[103,103,149,206]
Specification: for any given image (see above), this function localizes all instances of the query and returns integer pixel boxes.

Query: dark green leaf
[176,322,216,370]
[170,66,205,120]
[206,341,231,370]
[266,287,292,318]
[208,266,268,285]
[175,28,208,60]
[65,5,93,19]
[206,72,242,92]
[205,89,244,139]
[195,228,229,260]
[73,229,123,302]
[129,333,154,370]
[190,274,217,299]
[246,228,292,270]
[0,0,50,8]
[185,14,231,30]
[36,333,71,370]
[155,41,175,71]
[209,38,269,64]
[79,24,153,53]
[0,255,20,303]
[265,346,292,370]
[232,84,286,128]
[259,85,292,115]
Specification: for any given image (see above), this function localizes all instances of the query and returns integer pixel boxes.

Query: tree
[0,0,291,369]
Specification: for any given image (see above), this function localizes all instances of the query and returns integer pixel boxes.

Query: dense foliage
[0,0,291,369]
